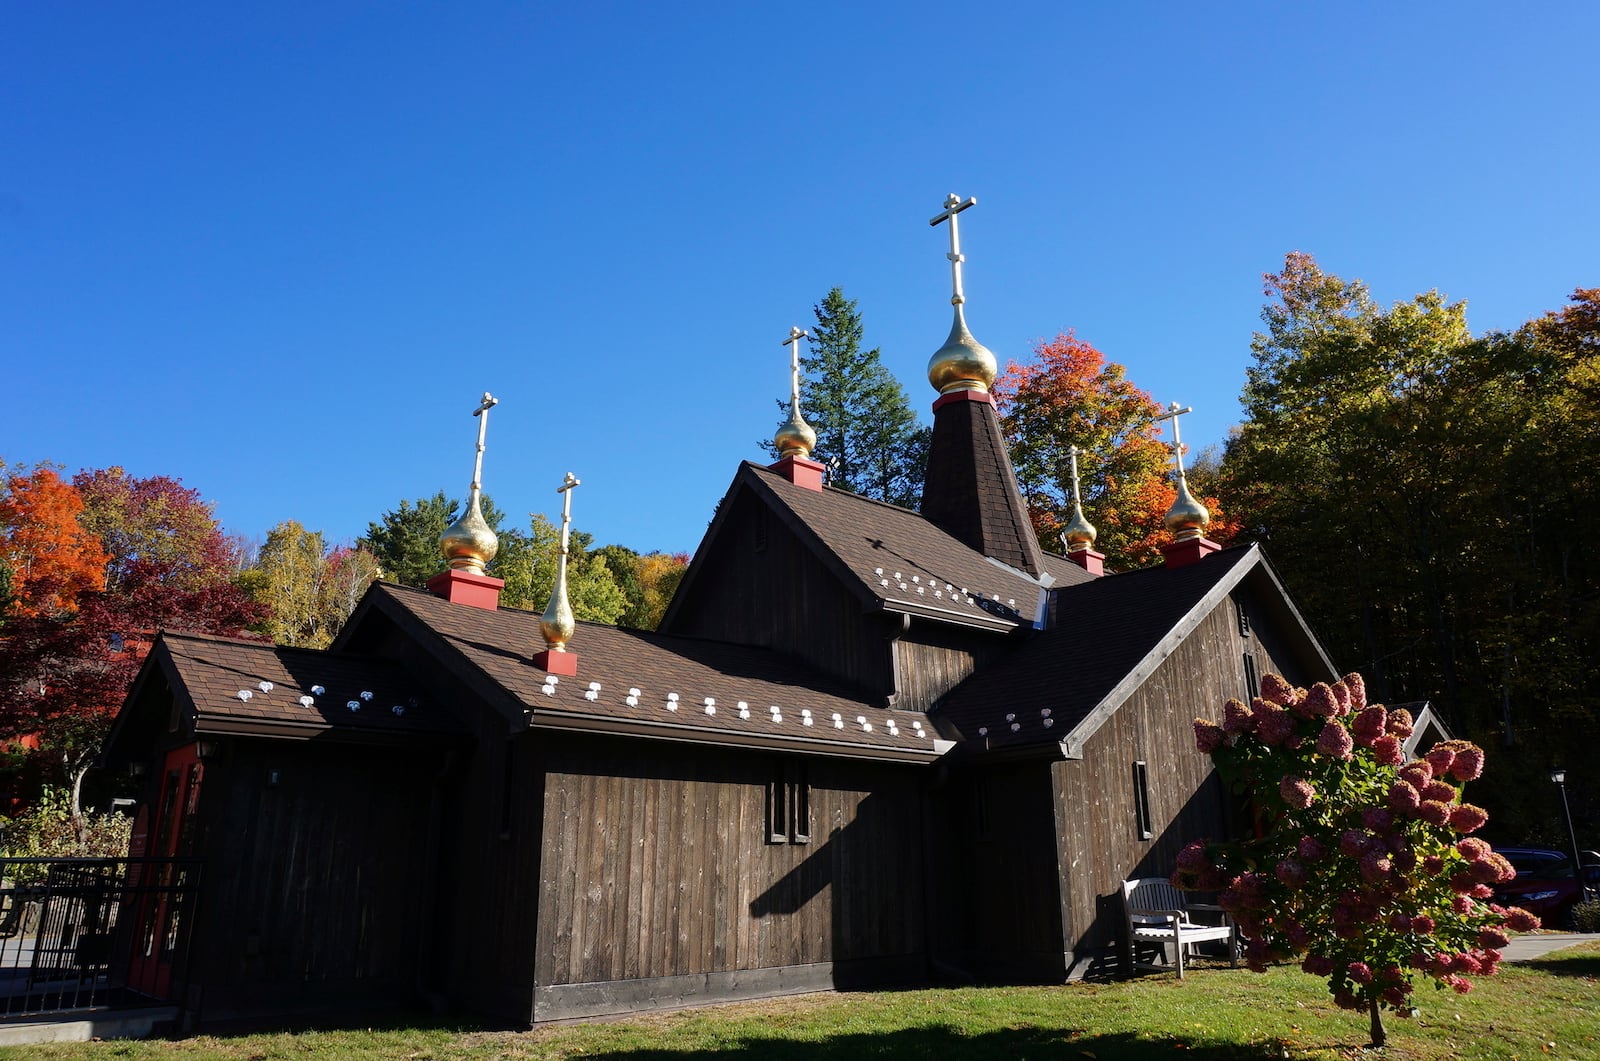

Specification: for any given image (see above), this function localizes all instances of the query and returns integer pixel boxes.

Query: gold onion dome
[774,404,817,461]
[927,305,998,394]
[440,499,499,575]
[1061,504,1098,553]
[1164,477,1211,542]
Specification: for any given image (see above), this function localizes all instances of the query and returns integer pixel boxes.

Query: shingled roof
[919,394,1046,576]
[935,544,1336,757]
[667,463,1095,635]
[364,583,956,764]
[133,631,464,742]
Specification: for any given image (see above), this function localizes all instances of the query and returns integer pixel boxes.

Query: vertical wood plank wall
[1050,588,1308,974]
[666,491,896,698]
[193,741,436,1019]
[530,735,926,1010]
[893,621,1013,715]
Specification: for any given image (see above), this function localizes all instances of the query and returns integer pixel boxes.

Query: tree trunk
[1369,998,1386,1047]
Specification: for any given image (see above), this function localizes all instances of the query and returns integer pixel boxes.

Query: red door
[127,744,202,999]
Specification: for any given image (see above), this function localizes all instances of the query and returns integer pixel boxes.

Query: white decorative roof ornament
[298,695,314,707]
[310,684,325,695]
[258,681,274,694]
[236,689,253,702]
[360,690,374,701]
[347,700,360,712]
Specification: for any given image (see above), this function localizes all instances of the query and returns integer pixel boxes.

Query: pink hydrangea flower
[1176,840,1210,872]
[1362,807,1394,833]
[1347,961,1374,984]
[1276,859,1307,887]
[1419,800,1451,826]
[1329,680,1352,715]
[1359,851,1393,884]
[1280,774,1316,809]
[1342,672,1367,712]
[1449,743,1485,781]
[1339,829,1372,857]
[1400,760,1433,787]
[1450,803,1488,833]
[1193,718,1226,754]
[1302,954,1335,976]
[1450,975,1473,994]
[1386,707,1414,738]
[1297,835,1325,861]
[1423,779,1459,803]
[1504,907,1540,932]
[1372,734,1404,765]
[1420,856,1444,876]
[1388,780,1421,813]
[1453,894,1475,914]
[1479,927,1510,949]
[1350,704,1387,746]
[1221,697,1255,734]
[1381,985,1409,1006]
[1457,837,1490,862]
[1301,682,1340,718]
[1451,952,1481,974]
[1425,745,1457,777]
[1255,704,1295,746]
[1316,720,1354,759]
[1260,673,1296,706]
[1389,912,1412,931]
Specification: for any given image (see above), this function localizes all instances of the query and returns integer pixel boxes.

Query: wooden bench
[1121,877,1237,978]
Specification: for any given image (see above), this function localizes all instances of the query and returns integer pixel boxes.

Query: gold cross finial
[929,193,977,306]
[1067,444,1086,506]
[781,326,811,408]
[1152,402,1194,481]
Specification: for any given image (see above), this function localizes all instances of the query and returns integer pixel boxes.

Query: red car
[1493,847,1590,927]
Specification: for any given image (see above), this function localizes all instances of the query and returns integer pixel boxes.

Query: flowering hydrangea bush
[1175,672,1538,1046]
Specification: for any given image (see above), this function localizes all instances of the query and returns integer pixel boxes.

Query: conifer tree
[767,288,928,509]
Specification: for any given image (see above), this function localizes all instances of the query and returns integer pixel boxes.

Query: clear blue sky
[5,3,1596,558]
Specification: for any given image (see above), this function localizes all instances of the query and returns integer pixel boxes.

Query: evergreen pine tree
[766,287,927,508]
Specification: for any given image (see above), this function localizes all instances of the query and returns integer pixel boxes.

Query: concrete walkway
[1499,933,1595,962]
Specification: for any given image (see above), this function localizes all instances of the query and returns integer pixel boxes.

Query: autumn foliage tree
[994,332,1236,568]
[1219,258,1600,839]
[0,467,263,816]
[1178,672,1536,1047]
[0,468,108,620]
[239,521,381,648]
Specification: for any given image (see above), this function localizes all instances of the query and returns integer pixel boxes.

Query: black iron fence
[0,857,202,1019]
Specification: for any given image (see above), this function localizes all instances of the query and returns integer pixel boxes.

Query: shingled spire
[918,194,1046,577]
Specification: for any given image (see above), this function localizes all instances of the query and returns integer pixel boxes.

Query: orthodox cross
[1153,402,1194,482]
[781,326,811,408]
[1067,444,1087,509]
[468,392,498,496]
[929,193,977,306]
[555,471,581,558]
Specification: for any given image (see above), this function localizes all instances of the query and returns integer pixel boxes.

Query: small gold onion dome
[774,404,817,461]
[927,305,998,394]
[1164,477,1211,542]
[1061,504,1098,554]
[540,560,576,652]
[440,496,499,576]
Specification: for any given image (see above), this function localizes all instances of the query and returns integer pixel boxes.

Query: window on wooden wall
[1132,760,1154,841]
[1234,596,1252,637]
[766,759,810,844]
[1243,651,1260,703]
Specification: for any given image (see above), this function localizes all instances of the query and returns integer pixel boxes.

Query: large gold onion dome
[1061,504,1098,553]
[440,498,499,575]
[774,404,817,461]
[927,305,998,394]
[1164,477,1211,542]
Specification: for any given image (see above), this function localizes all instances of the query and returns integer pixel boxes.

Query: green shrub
[0,787,131,883]
[1573,900,1600,934]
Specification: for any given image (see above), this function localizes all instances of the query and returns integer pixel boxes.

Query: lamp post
[1551,770,1590,902]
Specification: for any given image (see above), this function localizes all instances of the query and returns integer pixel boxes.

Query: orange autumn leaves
[0,468,109,618]
[994,332,1239,569]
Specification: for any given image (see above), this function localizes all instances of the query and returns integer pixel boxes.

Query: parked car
[1493,847,1586,927]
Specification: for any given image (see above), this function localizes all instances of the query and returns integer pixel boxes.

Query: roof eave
[524,707,954,764]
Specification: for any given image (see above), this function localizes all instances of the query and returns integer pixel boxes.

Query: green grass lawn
[7,943,1598,1061]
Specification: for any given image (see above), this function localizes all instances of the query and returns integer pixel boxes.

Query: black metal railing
[0,857,202,1019]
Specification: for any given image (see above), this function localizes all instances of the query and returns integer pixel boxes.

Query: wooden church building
[104,199,1340,1027]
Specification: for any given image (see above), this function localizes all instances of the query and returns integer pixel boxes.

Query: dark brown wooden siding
[1050,601,1243,975]
[531,735,926,1006]
[893,619,1014,714]
[666,489,895,699]
[190,740,436,1020]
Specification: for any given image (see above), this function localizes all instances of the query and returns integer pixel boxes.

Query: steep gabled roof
[935,544,1338,758]
[665,462,1095,635]
[919,394,1046,576]
[109,631,464,749]
[364,583,954,764]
